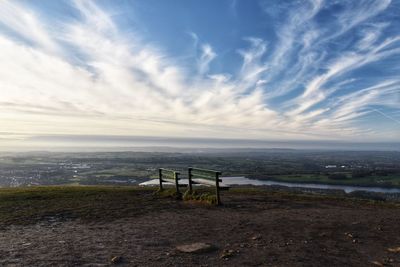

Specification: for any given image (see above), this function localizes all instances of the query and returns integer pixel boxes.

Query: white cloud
[198,44,216,75]
[0,0,399,143]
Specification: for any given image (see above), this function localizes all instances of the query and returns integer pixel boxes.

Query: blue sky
[0,0,399,149]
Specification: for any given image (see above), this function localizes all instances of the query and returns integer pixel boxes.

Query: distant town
[0,150,399,189]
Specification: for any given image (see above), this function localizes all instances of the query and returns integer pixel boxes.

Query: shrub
[183,190,217,205]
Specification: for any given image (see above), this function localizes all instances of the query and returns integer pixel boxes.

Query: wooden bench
[158,168,182,197]
[188,167,229,205]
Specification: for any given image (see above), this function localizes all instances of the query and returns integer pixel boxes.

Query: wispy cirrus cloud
[0,1,61,54]
[0,0,399,144]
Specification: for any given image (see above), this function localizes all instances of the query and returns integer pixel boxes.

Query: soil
[1,188,400,266]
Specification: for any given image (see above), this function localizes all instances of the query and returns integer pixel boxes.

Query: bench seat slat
[191,178,212,186]
[192,178,224,186]
[162,178,177,183]
[192,179,230,190]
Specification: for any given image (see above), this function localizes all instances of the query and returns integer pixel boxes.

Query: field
[1,150,399,189]
[1,186,400,266]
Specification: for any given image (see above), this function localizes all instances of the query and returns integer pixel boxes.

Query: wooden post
[215,172,221,205]
[158,168,163,191]
[174,172,181,198]
[188,167,193,192]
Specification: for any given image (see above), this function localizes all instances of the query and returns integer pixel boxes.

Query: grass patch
[182,189,217,205]
[154,188,182,199]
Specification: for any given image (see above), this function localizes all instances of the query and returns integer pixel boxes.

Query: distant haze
[1,135,399,152]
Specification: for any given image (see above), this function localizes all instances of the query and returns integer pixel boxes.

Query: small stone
[176,243,216,253]
[251,234,262,241]
[345,232,358,239]
[371,261,384,266]
[220,249,235,259]
[388,247,400,253]
[111,256,123,264]
[319,232,327,237]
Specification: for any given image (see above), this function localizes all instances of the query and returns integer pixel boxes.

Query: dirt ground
[1,188,400,266]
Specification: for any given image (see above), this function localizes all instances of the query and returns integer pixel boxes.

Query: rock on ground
[176,242,216,253]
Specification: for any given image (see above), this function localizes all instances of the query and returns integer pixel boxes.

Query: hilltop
[0,186,400,266]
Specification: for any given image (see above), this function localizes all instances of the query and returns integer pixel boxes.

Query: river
[139,176,400,194]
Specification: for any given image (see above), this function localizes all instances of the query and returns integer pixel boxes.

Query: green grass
[182,189,217,205]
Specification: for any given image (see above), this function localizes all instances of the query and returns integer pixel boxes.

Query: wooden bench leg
[216,173,221,205]
[188,168,193,193]
[158,168,163,191]
[175,173,182,200]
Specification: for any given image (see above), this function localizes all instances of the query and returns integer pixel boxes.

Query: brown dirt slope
[0,186,399,266]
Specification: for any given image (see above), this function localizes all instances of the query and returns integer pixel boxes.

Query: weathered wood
[191,179,229,190]
[190,167,221,174]
[158,168,163,190]
[188,167,226,205]
[189,172,218,181]
[162,178,176,184]
[188,167,193,192]
[159,168,178,178]
[191,168,221,178]
[215,172,221,205]
[159,168,181,197]
[191,178,220,186]
[174,172,181,198]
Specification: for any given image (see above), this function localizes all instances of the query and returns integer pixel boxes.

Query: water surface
[140,176,400,194]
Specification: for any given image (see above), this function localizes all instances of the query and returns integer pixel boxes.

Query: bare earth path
[0,187,400,266]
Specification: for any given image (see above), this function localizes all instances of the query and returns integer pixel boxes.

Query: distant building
[325,165,337,169]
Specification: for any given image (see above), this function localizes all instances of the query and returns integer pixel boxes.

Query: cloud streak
[0,0,399,143]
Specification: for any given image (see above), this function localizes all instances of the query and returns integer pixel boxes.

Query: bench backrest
[189,167,221,181]
[159,168,180,181]
[158,168,180,193]
[188,167,223,205]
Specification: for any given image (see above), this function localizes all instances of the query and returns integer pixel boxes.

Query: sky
[0,0,399,149]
